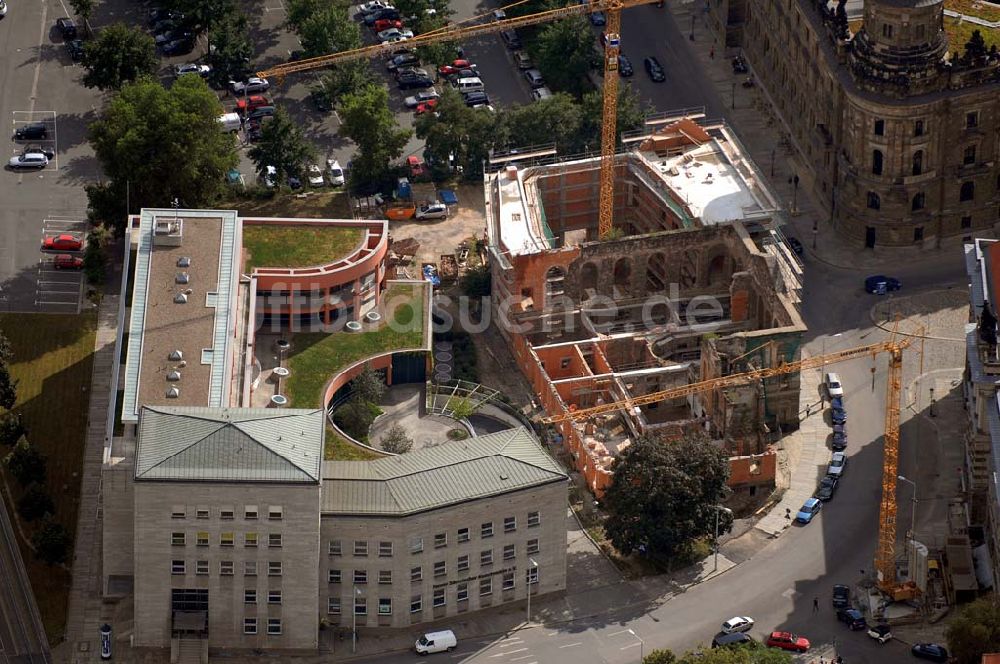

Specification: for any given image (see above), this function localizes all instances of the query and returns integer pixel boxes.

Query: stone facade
[732,0,1000,248]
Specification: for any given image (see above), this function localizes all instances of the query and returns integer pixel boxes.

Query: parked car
[500,29,521,49]
[825,371,844,397]
[830,396,844,410]
[397,68,434,89]
[415,99,438,114]
[53,254,84,270]
[358,0,393,16]
[816,475,838,501]
[514,51,533,69]
[831,425,847,450]
[446,68,480,82]
[387,51,420,71]
[175,63,211,77]
[262,165,277,188]
[831,407,847,424]
[865,274,901,294]
[66,39,85,61]
[618,53,634,76]
[372,18,403,32]
[288,175,302,190]
[827,452,847,478]
[8,152,48,170]
[590,10,606,25]
[531,86,552,101]
[766,632,809,652]
[161,36,195,55]
[154,28,191,45]
[56,17,77,39]
[364,7,400,25]
[492,8,506,20]
[0,0,7,17]
[148,8,183,25]
[787,236,804,255]
[248,105,276,121]
[795,498,821,524]
[404,88,439,108]
[462,91,490,107]
[14,122,47,140]
[438,58,474,76]
[21,145,54,159]
[236,95,271,114]
[415,202,448,220]
[378,27,413,42]
[230,77,270,94]
[306,164,325,186]
[644,56,666,82]
[43,234,83,251]
[524,68,545,88]
[837,608,867,630]
[100,624,112,660]
[327,159,345,186]
[712,633,753,649]
[911,643,948,661]
[869,624,893,645]
[720,616,754,634]
[414,630,457,655]
[151,18,182,35]
[831,584,850,608]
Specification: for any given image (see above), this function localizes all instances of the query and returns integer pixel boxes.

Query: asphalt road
[0,493,51,664]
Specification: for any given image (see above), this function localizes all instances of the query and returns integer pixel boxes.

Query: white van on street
[415,629,457,654]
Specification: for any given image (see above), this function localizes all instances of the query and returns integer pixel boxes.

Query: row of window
[327,513,541,558]
[243,589,283,605]
[872,113,977,138]
[171,505,283,521]
[244,618,282,635]
[866,182,979,211]
[171,560,283,576]
[172,532,282,548]
[328,541,540,584]
[870,146,982,178]
[326,569,541,616]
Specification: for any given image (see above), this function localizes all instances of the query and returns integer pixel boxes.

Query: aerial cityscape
[0,0,999,662]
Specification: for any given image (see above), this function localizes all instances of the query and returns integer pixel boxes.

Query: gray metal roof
[321,427,566,515]
[136,406,324,482]
[967,243,985,314]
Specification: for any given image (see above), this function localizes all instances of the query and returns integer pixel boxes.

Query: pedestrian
[813,596,819,612]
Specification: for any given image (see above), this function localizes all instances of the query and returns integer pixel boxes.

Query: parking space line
[489,649,527,657]
[558,642,582,648]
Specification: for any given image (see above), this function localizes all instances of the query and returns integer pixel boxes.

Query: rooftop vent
[153,218,184,246]
[365,311,382,324]
[270,394,288,408]
[168,350,183,361]
[167,370,181,382]
[346,321,363,333]
[176,272,190,284]
[166,386,180,398]
[177,256,191,268]
[173,293,188,304]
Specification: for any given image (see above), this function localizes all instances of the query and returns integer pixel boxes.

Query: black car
[816,475,839,501]
[162,37,195,55]
[618,54,633,77]
[787,236,803,255]
[831,428,847,451]
[56,17,77,39]
[22,145,55,159]
[148,8,183,25]
[396,69,434,89]
[644,56,666,82]
[831,583,850,608]
[386,52,420,71]
[831,407,847,425]
[288,176,303,190]
[364,7,400,25]
[66,39,85,61]
[500,29,521,49]
[14,122,48,140]
[830,396,843,410]
[462,91,489,107]
[151,18,182,34]
[836,608,867,630]
[911,644,948,663]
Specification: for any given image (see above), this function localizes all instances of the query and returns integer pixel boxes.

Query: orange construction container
[385,205,416,221]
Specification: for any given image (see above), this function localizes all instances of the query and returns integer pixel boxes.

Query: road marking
[608,630,631,637]
[490,648,527,657]
[18,2,48,185]
[509,655,534,661]
[620,643,641,651]
[558,642,582,648]
[498,637,523,644]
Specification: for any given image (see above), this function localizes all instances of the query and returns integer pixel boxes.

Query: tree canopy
[350,365,387,406]
[248,107,316,182]
[338,84,412,192]
[532,16,597,97]
[416,88,499,178]
[298,5,361,58]
[204,11,253,87]
[946,597,1000,664]
[5,438,47,487]
[82,23,159,91]
[380,424,414,454]
[603,434,732,559]
[643,643,792,664]
[503,92,583,153]
[32,521,72,565]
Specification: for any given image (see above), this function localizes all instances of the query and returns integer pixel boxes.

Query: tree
[69,0,95,31]
[946,597,1000,664]
[0,363,16,411]
[380,424,413,454]
[416,88,500,179]
[204,11,252,88]
[32,521,72,565]
[298,6,361,58]
[17,484,55,522]
[89,76,238,216]
[339,84,412,192]
[532,16,597,97]
[247,107,316,183]
[673,644,791,664]
[602,434,732,559]
[350,365,386,406]
[82,231,107,285]
[964,29,988,64]
[0,329,11,364]
[503,92,583,153]
[310,62,369,111]
[82,24,159,92]
[285,0,325,30]
[460,264,491,298]
[168,0,237,37]
[643,650,676,664]
[576,85,647,152]
[5,438,47,487]
[0,413,26,447]
[446,396,478,421]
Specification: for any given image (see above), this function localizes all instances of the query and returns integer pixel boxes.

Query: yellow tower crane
[541,335,914,595]
[256,0,659,238]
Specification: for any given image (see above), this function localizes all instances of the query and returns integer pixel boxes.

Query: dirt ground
[387,182,488,273]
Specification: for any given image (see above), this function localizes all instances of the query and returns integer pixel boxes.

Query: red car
[43,234,83,252]
[235,95,271,113]
[372,18,403,32]
[766,632,810,652]
[53,254,83,270]
[415,98,439,114]
[437,58,474,76]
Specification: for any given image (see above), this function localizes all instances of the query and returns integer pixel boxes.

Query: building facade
[729,0,1000,248]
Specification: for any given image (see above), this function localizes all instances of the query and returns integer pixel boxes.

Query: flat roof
[241,222,366,272]
[493,170,553,258]
[122,209,241,421]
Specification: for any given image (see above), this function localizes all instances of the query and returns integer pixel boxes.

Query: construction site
[484,115,807,498]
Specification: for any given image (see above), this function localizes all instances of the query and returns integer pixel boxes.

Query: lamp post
[352,586,362,653]
[690,13,695,39]
[713,506,733,571]
[627,628,644,663]
[898,475,917,542]
[526,558,538,624]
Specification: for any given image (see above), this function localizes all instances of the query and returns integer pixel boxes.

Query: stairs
[175,637,206,664]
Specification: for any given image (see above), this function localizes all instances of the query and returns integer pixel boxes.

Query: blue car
[796,498,821,524]
[831,407,847,424]
[864,274,901,294]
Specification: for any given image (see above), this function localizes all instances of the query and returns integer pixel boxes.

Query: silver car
[8,152,48,170]
[415,202,448,220]
[230,77,270,94]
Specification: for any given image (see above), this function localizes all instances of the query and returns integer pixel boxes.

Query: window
[457,583,469,602]
[196,507,209,519]
[221,532,234,547]
[962,215,973,229]
[881,23,892,38]
[503,544,516,561]
[171,560,185,575]
[912,192,925,211]
[504,517,516,533]
[457,554,470,572]
[269,533,282,548]
[967,112,979,128]
[244,533,258,548]
[560,357,571,369]
[354,570,368,585]
[197,532,209,547]
[244,505,258,520]
[965,145,977,165]
[329,540,342,556]
[378,598,392,615]
[410,595,422,613]
[912,150,923,175]
[411,566,422,582]
[221,507,234,520]
[916,24,925,38]
[457,528,470,543]
[481,549,493,566]
[961,181,975,202]
[354,541,368,557]
[503,571,515,590]
[268,506,283,520]
[267,618,281,635]
[172,532,185,546]
[527,512,540,528]
[872,149,883,176]
[914,120,924,137]
[328,597,341,615]
[480,577,492,596]
[220,560,234,576]
[378,541,393,557]
[268,561,282,576]
[245,589,257,604]
[171,506,186,519]
[914,227,924,242]
[527,539,540,555]
[867,192,881,210]
[527,567,539,585]
[245,561,258,576]
[196,560,209,575]
[329,569,342,583]
[378,570,392,585]
[434,561,446,577]
[244,618,258,635]
[433,588,446,607]
[410,537,423,554]
[268,590,282,605]
[434,533,447,549]
[874,118,885,135]
[354,597,367,616]
[481,522,494,538]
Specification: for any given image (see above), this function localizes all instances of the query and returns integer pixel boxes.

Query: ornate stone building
[724,0,1000,248]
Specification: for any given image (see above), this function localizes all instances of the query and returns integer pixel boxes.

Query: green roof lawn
[243,224,364,272]
[286,283,426,407]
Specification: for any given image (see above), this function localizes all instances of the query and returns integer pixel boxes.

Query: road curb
[866,289,969,342]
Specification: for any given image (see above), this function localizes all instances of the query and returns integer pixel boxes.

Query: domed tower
[848,0,948,95]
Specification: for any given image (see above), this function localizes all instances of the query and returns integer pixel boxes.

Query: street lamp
[627,628,644,663]
[713,506,733,571]
[898,475,917,542]
[526,558,538,624]
[352,586,362,653]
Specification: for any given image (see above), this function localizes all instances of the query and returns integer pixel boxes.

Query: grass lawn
[223,190,353,219]
[0,313,98,642]
[286,284,426,407]
[945,16,1000,50]
[324,425,383,460]
[947,0,1000,23]
[242,224,364,272]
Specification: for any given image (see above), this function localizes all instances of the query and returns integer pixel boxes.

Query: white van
[825,372,844,398]
[218,112,242,132]
[415,629,457,654]
[453,77,484,94]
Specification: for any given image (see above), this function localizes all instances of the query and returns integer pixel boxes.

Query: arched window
[961,181,975,202]
[912,150,923,176]
[912,192,925,211]
[867,192,881,209]
[872,149,884,176]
